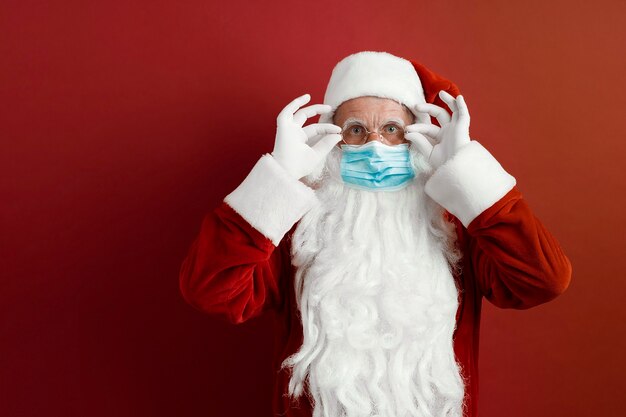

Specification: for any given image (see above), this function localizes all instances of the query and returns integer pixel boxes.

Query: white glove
[404,90,471,169]
[271,94,342,180]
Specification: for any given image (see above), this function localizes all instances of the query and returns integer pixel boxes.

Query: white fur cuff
[224,154,317,246]
[424,141,516,228]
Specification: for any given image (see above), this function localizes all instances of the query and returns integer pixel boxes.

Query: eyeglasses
[340,122,406,146]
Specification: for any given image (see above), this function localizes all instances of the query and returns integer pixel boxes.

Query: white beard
[281,145,467,417]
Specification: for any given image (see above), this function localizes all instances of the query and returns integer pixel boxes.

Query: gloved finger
[425,135,438,146]
[414,110,433,125]
[294,104,332,126]
[278,93,311,121]
[303,123,342,138]
[438,90,459,115]
[304,134,323,148]
[406,123,440,138]
[311,133,342,157]
[405,132,434,156]
[455,95,471,120]
[415,102,451,126]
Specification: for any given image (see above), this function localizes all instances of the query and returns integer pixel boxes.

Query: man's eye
[349,126,364,135]
[383,124,400,134]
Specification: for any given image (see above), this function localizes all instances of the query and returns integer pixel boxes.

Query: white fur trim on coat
[224,154,317,246]
[424,141,517,228]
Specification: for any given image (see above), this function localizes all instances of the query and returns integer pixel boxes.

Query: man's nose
[364,130,384,143]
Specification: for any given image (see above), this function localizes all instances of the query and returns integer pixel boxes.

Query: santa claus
[179,51,572,417]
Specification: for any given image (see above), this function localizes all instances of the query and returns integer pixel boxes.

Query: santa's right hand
[271,94,342,180]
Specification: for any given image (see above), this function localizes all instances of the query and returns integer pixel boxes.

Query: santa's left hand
[404,90,471,170]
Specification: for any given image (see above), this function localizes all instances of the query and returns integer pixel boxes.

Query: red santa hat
[319,51,461,127]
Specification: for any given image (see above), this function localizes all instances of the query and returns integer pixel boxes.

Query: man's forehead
[334,96,414,123]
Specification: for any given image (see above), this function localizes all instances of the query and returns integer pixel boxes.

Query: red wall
[2,1,625,416]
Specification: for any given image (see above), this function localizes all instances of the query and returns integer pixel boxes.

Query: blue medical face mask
[339,141,415,191]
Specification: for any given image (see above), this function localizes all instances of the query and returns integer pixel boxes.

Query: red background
[2,0,625,416]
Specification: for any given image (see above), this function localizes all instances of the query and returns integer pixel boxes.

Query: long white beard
[281,145,466,417]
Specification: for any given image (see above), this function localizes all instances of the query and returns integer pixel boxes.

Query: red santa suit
[179,54,572,417]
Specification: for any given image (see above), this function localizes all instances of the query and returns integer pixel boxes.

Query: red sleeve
[459,186,572,309]
[178,202,289,324]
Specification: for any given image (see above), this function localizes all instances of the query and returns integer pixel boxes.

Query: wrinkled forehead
[332,96,415,125]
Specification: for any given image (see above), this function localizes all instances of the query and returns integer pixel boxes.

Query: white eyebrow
[341,117,407,129]
[342,117,366,128]
[382,117,407,127]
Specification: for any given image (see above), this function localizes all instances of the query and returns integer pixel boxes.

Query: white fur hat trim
[319,51,429,124]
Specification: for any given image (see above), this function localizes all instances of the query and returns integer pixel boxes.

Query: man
[179,51,572,417]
